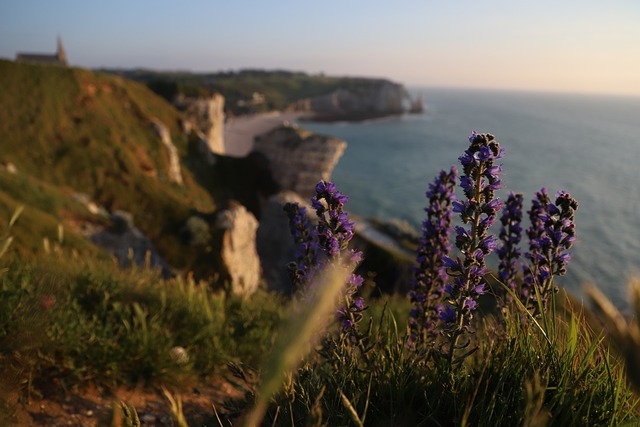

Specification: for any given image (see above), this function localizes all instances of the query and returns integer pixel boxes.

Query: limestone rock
[253,126,346,199]
[4,162,17,174]
[175,94,225,154]
[150,118,183,185]
[215,204,261,296]
[71,192,108,216]
[88,210,172,278]
[256,191,311,294]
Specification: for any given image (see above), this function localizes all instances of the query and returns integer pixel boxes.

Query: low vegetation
[1,61,639,425]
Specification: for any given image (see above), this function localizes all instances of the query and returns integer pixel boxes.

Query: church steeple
[56,35,68,66]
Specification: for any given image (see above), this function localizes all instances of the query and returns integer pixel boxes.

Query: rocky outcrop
[2,162,17,174]
[308,80,411,121]
[88,210,172,278]
[215,203,261,296]
[252,126,346,199]
[150,118,183,185]
[222,111,310,158]
[256,191,310,294]
[175,94,225,154]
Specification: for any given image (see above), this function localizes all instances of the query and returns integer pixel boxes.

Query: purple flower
[468,130,478,143]
[313,180,358,260]
[478,146,493,161]
[496,192,524,305]
[348,249,363,264]
[287,182,367,341]
[443,255,461,270]
[409,167,457,348]
[312,180,367,335]
[349,274,364,288]
[463,297,477,312]
[452,200,465,213]
[327,237,340,256]
[522,189,578,314]
[460,176,473,192]
[459,150,475,166]
[438,304,457,324]
[440,132,503,365]
[284,202,319,291]
[479,235,498,252]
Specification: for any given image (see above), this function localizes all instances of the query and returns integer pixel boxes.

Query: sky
[1,0,639,96]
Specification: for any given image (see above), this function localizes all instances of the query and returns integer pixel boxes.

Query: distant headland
[101,68,424,122]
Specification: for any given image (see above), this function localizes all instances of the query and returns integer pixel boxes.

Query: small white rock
[141,413,157,423]
[169,346,189,365]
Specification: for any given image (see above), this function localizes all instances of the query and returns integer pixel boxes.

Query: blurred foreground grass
[0,219,638,426]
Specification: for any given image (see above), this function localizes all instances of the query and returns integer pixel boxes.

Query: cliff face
[308,80,410,121]
[175,93,225,154]
[150,118,183,185]
[252,126,346,199]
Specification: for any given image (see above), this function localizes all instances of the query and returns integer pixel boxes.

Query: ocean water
[300,87,640,309]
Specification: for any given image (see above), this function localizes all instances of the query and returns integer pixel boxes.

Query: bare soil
[2,377,246,427]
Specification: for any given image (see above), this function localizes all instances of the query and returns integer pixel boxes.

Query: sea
[300,87,640,310]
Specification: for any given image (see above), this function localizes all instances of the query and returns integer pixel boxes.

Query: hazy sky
[1,1,639,96]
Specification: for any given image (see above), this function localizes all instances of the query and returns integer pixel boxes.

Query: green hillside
[0,59,218,273]
[105,68,395,115]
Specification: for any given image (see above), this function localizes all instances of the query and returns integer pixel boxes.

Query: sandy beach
[222,111,311,157]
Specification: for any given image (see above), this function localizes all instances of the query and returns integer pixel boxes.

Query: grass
[0,59,220,275]
[254,291,639,426]
[0,218,638,425]
[0,238,286,425]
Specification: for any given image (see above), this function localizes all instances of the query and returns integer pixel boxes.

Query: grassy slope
[0,59,217,271]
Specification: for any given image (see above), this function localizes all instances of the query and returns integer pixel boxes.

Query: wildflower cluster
[523,188,578,312]
[285,181,365,333]
[285,131,579,372]
[406,131,579,365]
[496,192,524,305]
[409,166,457,348]
[439,132,503,364]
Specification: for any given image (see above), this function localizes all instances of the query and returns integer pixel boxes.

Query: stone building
[16,36,68,66]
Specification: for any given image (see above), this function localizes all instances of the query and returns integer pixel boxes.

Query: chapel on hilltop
[16,36,68,66]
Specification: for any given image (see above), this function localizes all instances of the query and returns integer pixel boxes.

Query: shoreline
[222,111,312,157]
[221,110,420,158]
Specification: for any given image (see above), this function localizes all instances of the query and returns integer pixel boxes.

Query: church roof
[16,53,64,65]
[15,36,68,66]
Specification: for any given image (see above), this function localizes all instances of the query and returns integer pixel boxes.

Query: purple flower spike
[440,132,503,365]
[409,166,457,348]
[286,181,367,341]
[312,180,366,335]
[496,192,524,306]
[284,202,319,291]
[522,188,578,314]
